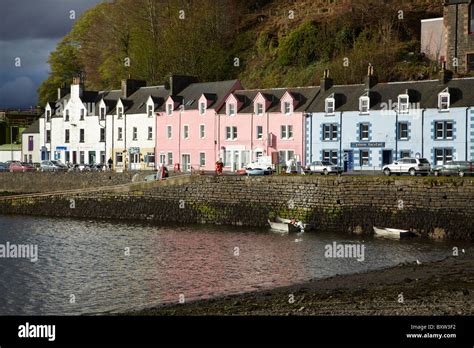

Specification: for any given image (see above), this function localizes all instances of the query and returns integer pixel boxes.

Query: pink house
[156,78,320,173]
[218,87,320,171]
[156,79,242,172]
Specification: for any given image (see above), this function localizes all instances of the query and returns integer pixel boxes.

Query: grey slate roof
[178,80,240,111]
[307,77,474,113]
[22,119,40,134]
[219,86,320,114]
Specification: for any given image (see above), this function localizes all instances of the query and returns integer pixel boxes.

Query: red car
[9,162,35,173]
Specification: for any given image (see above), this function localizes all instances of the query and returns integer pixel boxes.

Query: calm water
[0,215,467,315]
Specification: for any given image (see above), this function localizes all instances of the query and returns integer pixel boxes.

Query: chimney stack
[70,76,83,99]
[320,69,333,92]
[440,61,453,84]
[121,79,147,99]
[365,64,377,90]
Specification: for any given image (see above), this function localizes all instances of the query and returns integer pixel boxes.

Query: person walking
[107,157,113,170]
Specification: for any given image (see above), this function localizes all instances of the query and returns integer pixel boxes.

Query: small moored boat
[373,226,413,239]
[268,219,301,233]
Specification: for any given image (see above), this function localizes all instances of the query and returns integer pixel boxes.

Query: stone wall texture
[0,172,147,193]
[0,175,473,240]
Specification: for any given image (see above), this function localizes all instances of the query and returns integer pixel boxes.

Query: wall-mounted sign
[350,142,385,148]
[128,147,140,154]
[56,146,68,151]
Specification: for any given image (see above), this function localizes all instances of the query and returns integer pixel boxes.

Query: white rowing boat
[373,226,412,239]
[268,219,301,233]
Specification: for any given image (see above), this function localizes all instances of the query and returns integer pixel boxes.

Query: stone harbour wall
[0,175,473,240]
[0,172,148,193]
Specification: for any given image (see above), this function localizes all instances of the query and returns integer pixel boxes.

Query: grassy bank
[130,254,473,316]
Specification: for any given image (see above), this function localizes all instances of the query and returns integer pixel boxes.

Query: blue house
[305,67,474,171]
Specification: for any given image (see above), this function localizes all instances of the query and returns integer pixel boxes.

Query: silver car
[307,161,343,175]
[383,158,431,176]
[40,160,68,172]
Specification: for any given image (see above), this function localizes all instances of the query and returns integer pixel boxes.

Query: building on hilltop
[444,0,474,73]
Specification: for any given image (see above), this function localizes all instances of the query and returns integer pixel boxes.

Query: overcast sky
[0,0,103,108]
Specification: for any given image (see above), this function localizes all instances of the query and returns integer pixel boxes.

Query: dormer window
[325,97,335,114]
[199,102,206,115]
[65,109,69,122]
[166,104,173,116]
[46,110,51,122]
[256,102,263,116]
[100,107,106,120]
[359,96,370,114]
[228,103,236,116]
[398,94,409,113]
[284,102,292,115]
[80,109,85,120]
[118,107,123,118]
[148,104,153,117]
[438,91,450,110]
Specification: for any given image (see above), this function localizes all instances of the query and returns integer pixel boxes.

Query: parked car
[0,162,9,172]
[40,160,68,172]
[9,162,35,173]
[432,161,474,177]
[383,158,431,176]
[306,161,343,175]
[5,160,20,169]
[144,167,169,181]
[245,156,274,171]
[246,168,272,176]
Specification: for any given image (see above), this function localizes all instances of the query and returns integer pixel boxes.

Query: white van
[245,156,273,170]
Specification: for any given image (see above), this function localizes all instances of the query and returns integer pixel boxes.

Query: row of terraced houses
[20,0,474,172]
[21,68,474,172]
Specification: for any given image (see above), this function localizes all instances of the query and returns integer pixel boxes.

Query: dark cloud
[0,0,104,108]
[0,0,104,41]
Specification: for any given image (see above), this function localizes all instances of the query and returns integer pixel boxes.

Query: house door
[343,150,354,172]
[130,153,140,170]
[233,151,240,172]
[181,154,191,172]
[382,150,392,166]
[72,151,77,164]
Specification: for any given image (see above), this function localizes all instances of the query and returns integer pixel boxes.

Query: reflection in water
[0,215,465,315]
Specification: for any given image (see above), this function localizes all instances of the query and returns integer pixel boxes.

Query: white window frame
[118,107,123,119]
[280,125,293,140]
[117,127,123,141]
[284,101,292,115]
[80,109,85,120]
[167,125,172,139]
[360,123,370,141]
[167,152,173,165]
[398,94,409,113]
[256,102,264,116]
[166,103,173,116]
[325,97,335,114]
[148,126,153,140]
[100,107,106,120]
[148,104,154,117]
[438,92,450,110]
[132,127,138,141]
[199,102,206,115]
[65,109,69,122]
[398,122,409,140]
[228,103,236,116]
[183,124,189,139]
[359,96,370,114]
[199,124,205,139]
[226,126,237,140]
[256,125,263,140]
[199,152,206,166]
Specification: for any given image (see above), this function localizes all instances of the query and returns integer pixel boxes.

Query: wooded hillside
[38,0,445,105]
